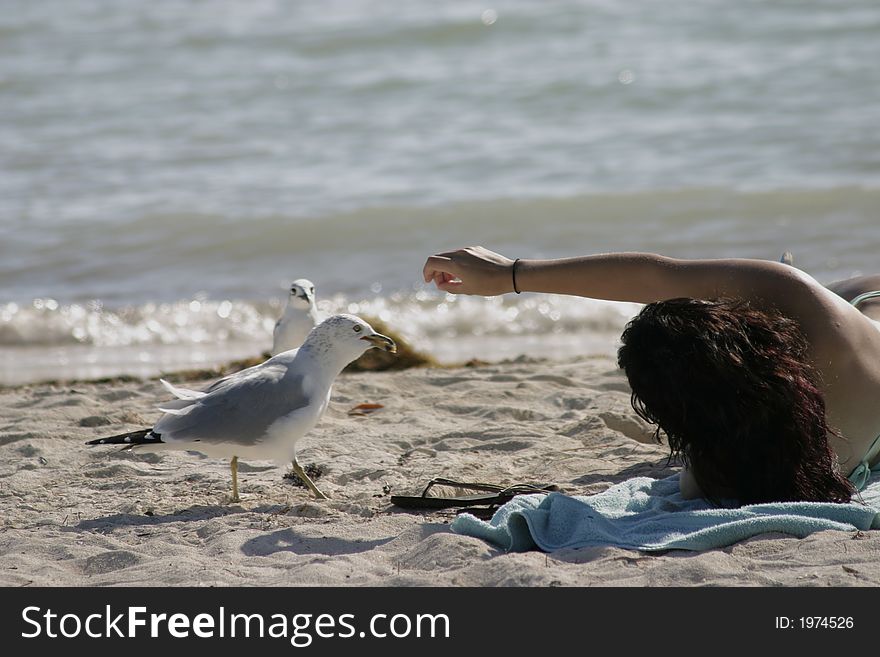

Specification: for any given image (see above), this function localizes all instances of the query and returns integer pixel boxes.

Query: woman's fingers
[436,271,464,292]
[423,254,461,283]
[431,270,463,290]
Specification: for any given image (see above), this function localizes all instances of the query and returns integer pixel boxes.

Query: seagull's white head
[288,279,316,309]
[302,314,396,364]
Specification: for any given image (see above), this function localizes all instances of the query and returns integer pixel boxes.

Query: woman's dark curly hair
[617,297,855,505]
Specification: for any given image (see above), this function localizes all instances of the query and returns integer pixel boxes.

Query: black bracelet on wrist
[512,258,522,294]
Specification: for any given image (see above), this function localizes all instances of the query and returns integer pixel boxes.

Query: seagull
[86,315,396,502]
[273,278,320,355]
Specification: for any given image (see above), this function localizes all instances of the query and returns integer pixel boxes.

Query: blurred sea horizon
[2,0,879,384]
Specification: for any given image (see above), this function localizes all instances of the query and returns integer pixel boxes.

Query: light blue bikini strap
[850,291,880,308]
[847,434,880,491]
[844,290,880,490]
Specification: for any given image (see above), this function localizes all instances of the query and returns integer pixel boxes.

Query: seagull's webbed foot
[291,458,328,500]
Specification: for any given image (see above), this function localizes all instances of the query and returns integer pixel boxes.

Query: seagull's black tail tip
[86,428,162,446]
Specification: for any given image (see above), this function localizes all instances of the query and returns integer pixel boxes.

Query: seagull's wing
[159,378,206,400]
[155,352,294,412]
[198,350,298,395]
[153,360,312,448]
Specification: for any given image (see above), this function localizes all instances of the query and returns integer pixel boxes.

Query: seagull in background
[273,278,320,355]
[86,315,397,502]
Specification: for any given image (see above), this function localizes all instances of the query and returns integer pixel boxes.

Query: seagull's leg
[291,457,328,500]
[229,456,241,503]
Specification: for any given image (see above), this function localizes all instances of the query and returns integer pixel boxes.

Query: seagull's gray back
[154,358,311,448]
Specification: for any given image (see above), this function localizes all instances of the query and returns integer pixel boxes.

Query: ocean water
[2,0,879,384]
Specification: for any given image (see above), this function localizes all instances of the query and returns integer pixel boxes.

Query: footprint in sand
[476,438,536,452]
[559,416,605,438]
[556,395,593,410]
[487,374,521,383]
[47,397,90,408]
[78,415,113,427]
[82,463,155,479]
[1,431,44,447]
[98,389,140,403]
[598,411,654,443]
[81,550,142,576]
[435,403,545,422]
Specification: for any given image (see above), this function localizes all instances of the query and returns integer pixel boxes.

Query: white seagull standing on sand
[273,278,321,355]
[86,315,396,502]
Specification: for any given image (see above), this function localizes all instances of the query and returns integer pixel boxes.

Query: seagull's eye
[353,325,362,333]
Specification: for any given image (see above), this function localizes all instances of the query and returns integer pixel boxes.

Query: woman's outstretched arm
[423,246,815,306]
[422,246,872,368]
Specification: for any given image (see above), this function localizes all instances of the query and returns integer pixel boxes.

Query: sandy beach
[3,0,879,602]
[2,355,878,587]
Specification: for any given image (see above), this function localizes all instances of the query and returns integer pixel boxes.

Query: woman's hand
[422,246,516,296]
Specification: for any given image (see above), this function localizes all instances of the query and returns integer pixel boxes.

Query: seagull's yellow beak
[361,333,397,353]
